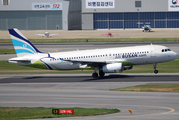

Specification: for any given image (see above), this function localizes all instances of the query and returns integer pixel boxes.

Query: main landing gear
[99,70,105,77]
[92,73,98,78]
[153,63,158,74]
[92,67,105,78]
[92,72,105,78]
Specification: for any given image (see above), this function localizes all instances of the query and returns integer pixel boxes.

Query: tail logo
[9,28,42,57]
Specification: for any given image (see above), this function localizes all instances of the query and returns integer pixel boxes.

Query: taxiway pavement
[0,74,179,120]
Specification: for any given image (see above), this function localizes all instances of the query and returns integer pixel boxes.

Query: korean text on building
[86,0,114,8]
[32,3,63,10]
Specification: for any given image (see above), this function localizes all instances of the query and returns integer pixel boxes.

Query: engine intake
[102,63,123,73]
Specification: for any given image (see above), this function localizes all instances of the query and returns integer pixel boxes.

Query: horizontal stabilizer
[8,57,31,65]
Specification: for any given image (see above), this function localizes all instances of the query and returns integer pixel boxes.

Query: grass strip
[0,107,120,120]
[0,57,179,74]
[0,49,15,54]
[1,38,179,43]
[110,84,179,92]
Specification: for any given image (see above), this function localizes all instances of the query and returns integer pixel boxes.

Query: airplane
[101,32,119,37]
[8,28,178,78]
[138,22,152,32]
[35,32,58,37]
[141,22,152,32]
[142,25,152,32]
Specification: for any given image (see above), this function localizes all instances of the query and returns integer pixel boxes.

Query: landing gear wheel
[92,73,98,78]
[153,63,158,74]
[154,70,158,74]
[99,71,105,77]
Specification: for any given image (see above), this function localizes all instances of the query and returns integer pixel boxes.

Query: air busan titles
[8,28,178,78]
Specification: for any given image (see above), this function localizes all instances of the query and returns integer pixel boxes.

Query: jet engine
[102,63,123,73]
[124,66,133,70]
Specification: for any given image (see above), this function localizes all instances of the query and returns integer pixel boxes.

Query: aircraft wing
[65,59,126,67]
[35,34,45,37]
[112,34,119,36]
[101,34,109,36]
[50,33,58,36]
[8,57,31,64]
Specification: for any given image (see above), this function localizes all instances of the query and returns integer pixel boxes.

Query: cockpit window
[162,49,171,52]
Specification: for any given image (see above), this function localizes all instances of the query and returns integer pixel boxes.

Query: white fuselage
[8,28,178,78]
[10,45,178,70]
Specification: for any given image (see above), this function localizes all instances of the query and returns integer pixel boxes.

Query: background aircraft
[142,25,152,32]
[138,22,152,32]
[8,28,178,78]
[35,32,58,37]
[101,32,119,37]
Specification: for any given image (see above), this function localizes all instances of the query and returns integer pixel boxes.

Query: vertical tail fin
[8,28,42,57]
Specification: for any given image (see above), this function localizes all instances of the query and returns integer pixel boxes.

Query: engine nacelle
[124,66,133,70]
[102,63,123,73]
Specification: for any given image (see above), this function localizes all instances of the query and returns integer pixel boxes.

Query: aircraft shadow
[83,74,133,81]
[0,74,179,83]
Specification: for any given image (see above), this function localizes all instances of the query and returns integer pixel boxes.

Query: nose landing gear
[154,70,158,74]
[153,63,158,74]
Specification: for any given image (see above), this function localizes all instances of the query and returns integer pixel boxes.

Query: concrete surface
[0,74,179,120]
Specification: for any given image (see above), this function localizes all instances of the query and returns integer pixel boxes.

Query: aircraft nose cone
[173,52,178,59]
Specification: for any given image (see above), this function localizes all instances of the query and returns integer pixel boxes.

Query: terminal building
[0,0,81,30]
[1,0,179,30]
[82,0,179,30]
